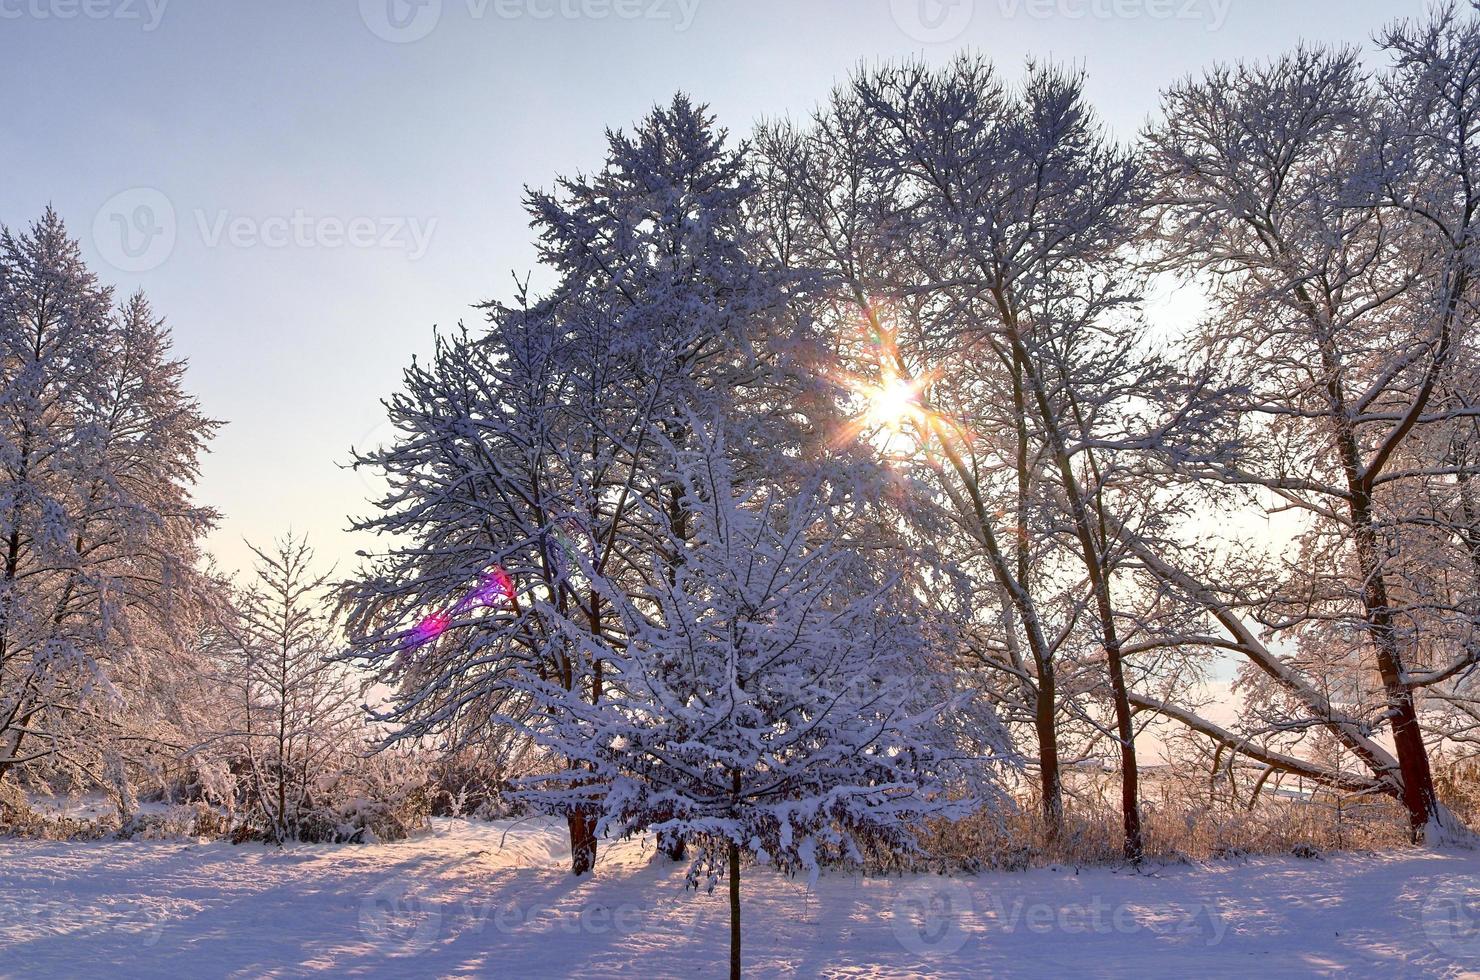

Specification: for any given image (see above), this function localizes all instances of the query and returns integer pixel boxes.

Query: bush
[226,748,434,844]
[0,779,116,841]
[117,803,234,841]
[426,751,524,820]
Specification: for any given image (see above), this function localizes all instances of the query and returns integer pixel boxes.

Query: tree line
[344,4,1480,878]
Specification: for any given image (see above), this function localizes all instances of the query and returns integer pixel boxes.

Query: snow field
[5,818,1480,978]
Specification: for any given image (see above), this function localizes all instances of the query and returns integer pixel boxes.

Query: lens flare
[412,611,449,643]
[407,565,514,647]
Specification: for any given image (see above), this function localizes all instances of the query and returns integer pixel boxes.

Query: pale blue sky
[0,0,1429,575]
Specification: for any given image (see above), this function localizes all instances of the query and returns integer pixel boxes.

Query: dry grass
[912,788,1412,872]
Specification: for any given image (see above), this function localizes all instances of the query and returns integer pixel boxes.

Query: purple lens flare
[408,565,514,647]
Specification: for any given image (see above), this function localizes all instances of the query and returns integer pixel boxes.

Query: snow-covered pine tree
[512,422,968,980]
[527,92,844,863]
[523,93,809,456]
[344,95,835,872]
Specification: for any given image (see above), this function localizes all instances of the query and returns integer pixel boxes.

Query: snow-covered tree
[0,209,221,802]
[753,58,1229,860]
[223,535,364,842]
[343,307,619,868]
[512,424,969,979]
[343,95,839,872]
[1141,6,1480,841]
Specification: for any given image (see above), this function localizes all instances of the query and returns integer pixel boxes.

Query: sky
[0,0,1437,578]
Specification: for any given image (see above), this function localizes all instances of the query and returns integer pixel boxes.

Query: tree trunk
[662,466,691,872]
[1382,660,1439,842]
[1013,351,1063,840]
[923,419,1067,841]
[995,314,1141,858]
[1304,273,1449,842]
[1352,492,1440,841]
[1038,423,1142,861]
[729,839,741,980]
[1034,665,1063,837]
[568,809,598,875]
[1104,633,1143,863]
[659,829,687,862]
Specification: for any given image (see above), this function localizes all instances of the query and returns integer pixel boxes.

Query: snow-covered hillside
[4,818,1480,978]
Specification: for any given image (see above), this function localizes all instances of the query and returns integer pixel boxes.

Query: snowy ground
[5,818,1480,978]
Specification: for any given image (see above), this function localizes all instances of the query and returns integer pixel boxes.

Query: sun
[829,300,943,448]
[861,370,924,431]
